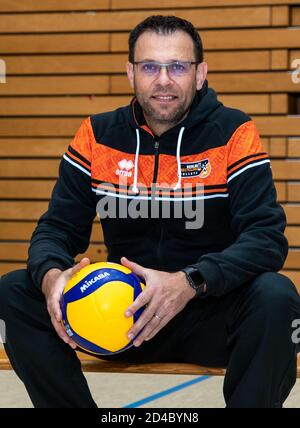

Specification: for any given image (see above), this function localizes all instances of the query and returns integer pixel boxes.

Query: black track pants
[0,269,299,408]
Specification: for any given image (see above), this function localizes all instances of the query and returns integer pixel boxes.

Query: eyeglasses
[132,61,199,77]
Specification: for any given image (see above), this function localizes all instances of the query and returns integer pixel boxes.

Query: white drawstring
[132,126,185,194]
[132,128,140,194]
[173,126,185,190]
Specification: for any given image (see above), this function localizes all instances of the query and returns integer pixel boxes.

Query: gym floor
[0,367,299,408]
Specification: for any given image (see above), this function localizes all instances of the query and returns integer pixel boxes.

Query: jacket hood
[126,80,224,193]
[129,79,223,137]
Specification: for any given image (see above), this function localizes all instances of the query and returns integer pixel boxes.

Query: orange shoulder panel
[227,120,268,172]
[68,117,96,166]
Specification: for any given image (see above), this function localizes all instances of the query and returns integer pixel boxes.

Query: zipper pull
[153,141,160,185]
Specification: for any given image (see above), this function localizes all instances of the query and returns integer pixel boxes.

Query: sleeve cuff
[27,260,72,289]
[187,259,225,297]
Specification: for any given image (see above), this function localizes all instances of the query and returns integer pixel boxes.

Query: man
[0,15,299,408]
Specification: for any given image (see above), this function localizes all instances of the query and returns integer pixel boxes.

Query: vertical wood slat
[271,5,290,26]
[291,6,300,26]
[271,50,289,69]
[270,94,289,114]
[269,137,287,157]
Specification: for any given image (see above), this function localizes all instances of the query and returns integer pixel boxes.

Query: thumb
[121,257,146,280]
[69,257,90,278]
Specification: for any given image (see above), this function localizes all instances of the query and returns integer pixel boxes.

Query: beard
[134,83,196,127]
[138,96,189,125]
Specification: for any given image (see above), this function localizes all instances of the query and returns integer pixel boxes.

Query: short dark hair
[128,15,204,63]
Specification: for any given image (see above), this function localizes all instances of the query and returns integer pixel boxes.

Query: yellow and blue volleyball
[60,262,145,355]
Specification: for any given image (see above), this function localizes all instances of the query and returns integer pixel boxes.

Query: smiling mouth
[152,95,177,102]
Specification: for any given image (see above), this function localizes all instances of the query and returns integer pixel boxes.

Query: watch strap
[181,267,207,297]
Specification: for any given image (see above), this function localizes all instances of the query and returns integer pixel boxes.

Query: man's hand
[121,257,196,347]
[41,257,90,350]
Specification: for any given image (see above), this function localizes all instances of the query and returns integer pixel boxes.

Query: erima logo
[116,159,134,177]
[80,272,110,293]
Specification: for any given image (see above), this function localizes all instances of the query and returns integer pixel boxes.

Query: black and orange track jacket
[27,81,288,297]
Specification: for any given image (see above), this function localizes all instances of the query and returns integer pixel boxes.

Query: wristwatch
[181,266,207,298]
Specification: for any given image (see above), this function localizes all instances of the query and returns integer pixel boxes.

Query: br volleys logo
[115,159,134,177]
[180,159,211,178]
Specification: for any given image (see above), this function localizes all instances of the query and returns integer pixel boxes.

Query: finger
[121,257,147,280]
[127,301,158,340]
[53,302,62,322]
[70,257,90,277]
[125,288,151,318]
[144,322,167,343]
[57,323,77,349]
[51,259,90,322]
[144,308,182,343]
[51,316,77,349]
[132,315,166,347]
[48,293,64,323]
[146,315,169,340]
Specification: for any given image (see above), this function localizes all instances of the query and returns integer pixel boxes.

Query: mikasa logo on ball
[80,272,110,293]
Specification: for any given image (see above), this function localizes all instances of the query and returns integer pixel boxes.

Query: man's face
[127,30,207,127]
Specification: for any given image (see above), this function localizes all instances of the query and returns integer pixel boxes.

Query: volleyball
[60,262,145,355]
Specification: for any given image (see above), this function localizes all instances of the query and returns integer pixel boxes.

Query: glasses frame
[132,60,200,77]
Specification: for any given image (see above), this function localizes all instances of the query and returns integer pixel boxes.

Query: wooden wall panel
[0,159,60,178]
[272,161,300,180]
[0,96,131,116]
[269,137,287,157]
[0,1,300,289]
[0,73,297,97]
[2,51,271,75]
[0,34,110,54]
[288,183,300,202]
[3,28,300,56]
[1,95,273,116]
[110,74,299,95]
[0,8,271,33]
[0,180,56,199]
[291,6,300,25]
[0,1,109,12]
[0,201,48,221]
[111,0,300,8]
[0,221,104,242]
[0,76,110,96]
[0,179,287,202]
[0,138,69,157]
[111,28,300,51]
[288,139,300,157]
[271,5,289,25]
[2,116,300,138]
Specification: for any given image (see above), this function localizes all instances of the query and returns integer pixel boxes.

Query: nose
[155,65,173,85]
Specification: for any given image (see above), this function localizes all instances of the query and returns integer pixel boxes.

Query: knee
[249,272,300,319]
[0,269,33,318]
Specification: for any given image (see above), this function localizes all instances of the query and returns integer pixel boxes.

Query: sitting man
[0,15,299,408]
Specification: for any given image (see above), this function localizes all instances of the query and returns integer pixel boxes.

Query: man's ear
[126,62,134,89]
[196,62,208,90]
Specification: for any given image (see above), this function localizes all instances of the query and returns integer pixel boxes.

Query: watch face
[190,270,204,287]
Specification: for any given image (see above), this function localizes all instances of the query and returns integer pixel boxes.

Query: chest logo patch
[180,159,211,178]
[115,159,134,177]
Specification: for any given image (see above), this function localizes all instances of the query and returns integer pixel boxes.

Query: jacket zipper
[152,140,163,268]
[152,141,160,183]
